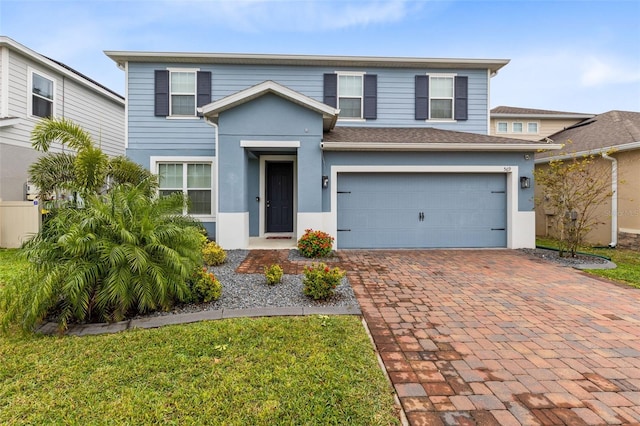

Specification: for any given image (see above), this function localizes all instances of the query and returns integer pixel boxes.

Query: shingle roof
[323,126,542,145]
[536,110,640,159]
[491,106,593,117]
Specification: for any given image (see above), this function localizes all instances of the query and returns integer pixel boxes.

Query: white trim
[512,122,523,133]
[1,46,8,117]
[486,69,491,135]
[218,212,249,249]
[105,50,510,75]
[259,155,297,237]
[496,121,508,133]
[320,141,564,152]
[328,165,534,249]
[240,140,300,149]
[166,68,199,117]
[336,71,365,120]
[428,73,457,121]
[149,156,216,220]
[27,67,56,119]
[124,62,129,149]
[0,118,20,128]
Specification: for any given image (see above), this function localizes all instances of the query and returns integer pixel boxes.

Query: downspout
[203,115,219,243]
[601,152,617,248]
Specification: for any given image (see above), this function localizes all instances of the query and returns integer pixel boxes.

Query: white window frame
[428,73,457,122]
[28,68,55,119]
[496,122,508,133]
[527,122,539,134]
[336,71,365,121]
[167,67,199,119]
[150,156,216,221]
[512,122,524,133]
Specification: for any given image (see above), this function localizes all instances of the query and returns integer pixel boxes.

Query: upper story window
[429,76,454,120]
[527,122,539,133]
[30,70,54,118]
[512,122,523,133]
[154,69,211,118]
[338,73,364,119]
[170,71,197,116]
[323,73,377,120]
[496,122,508,133]
[415,74,467,121]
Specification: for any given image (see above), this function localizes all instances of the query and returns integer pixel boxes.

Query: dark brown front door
[266,162,293,233]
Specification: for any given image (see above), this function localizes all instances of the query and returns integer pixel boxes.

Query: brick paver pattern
[335,250,640,425]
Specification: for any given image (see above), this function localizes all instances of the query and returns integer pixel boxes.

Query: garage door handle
[337,229,351,232]
[491,228,506,231]
[419,212,424,221]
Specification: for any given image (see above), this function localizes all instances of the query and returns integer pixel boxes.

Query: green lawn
[536,238,640,289]
[0,249,399,425]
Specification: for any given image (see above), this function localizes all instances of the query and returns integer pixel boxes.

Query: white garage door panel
[337,173,507,248]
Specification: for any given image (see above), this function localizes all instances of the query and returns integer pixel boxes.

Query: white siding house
[0,36,125,202]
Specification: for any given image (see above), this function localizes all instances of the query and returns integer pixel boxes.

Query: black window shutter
[415,75,428,120]
[323,73,337,108]
[154,70,170,117]
[454,76,468,121]
[197,71,212,116]
[363,74,377,119]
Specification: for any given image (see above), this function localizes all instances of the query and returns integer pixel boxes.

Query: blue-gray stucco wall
[217,93,323,215]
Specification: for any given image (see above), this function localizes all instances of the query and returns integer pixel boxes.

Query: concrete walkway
[339,249,640,425]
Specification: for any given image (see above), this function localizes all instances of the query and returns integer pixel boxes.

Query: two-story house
[0,36,125,202]
[105,50,561,250]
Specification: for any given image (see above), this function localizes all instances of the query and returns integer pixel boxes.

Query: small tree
[534,148,614,257]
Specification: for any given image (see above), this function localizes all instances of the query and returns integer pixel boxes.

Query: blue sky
[1,0,639,114]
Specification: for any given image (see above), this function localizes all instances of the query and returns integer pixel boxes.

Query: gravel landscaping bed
[167,250,359,315]
[520,247,615,269]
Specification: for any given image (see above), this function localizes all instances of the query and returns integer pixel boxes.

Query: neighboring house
[0,36,125,202]
[105,50,562,250]
[535,110,640,249]
[490,106,594,141]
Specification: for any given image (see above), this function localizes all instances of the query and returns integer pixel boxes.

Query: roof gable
[200,80,339,131]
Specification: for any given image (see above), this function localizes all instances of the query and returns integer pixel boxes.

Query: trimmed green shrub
[302,263,345,300]
[264,264,284,285]
[188,267,222,303]
[203,241,226,266]
[297,229,334,258]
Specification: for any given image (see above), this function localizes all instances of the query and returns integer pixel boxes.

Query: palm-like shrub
[0,184,204,331]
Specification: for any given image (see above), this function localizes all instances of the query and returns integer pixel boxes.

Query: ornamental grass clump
[203,241,226,266]
[264,264,284,285]
[302,263,345,300]
[297,229,334,258]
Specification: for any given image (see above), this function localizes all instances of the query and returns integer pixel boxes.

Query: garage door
[336,173,507,249]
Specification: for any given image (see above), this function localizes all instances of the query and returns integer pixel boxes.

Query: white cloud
[168,0,415,32]
[580,55,640,87]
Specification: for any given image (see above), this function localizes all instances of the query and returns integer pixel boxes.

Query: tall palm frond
[108,156,158,196]
[74,145,109,195]
[27,152,77,200]
[31,117,93,152]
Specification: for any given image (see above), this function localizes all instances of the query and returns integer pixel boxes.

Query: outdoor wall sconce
[322,175,329,188]
[520,176,531,189]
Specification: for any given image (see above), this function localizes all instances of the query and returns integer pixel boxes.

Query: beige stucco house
[490,106,594,141]
[535,110,640,249]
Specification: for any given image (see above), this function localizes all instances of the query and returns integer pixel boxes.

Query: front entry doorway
[266,161,294,233]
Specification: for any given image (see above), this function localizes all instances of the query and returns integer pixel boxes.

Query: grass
[0,249,28,290]
[0,249,399,425]
[536,237,640,289]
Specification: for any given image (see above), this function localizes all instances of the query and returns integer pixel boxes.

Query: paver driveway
[338,250,640,426]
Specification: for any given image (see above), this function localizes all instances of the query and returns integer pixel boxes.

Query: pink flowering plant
[302,262,345,300]
[297,229,334,258]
